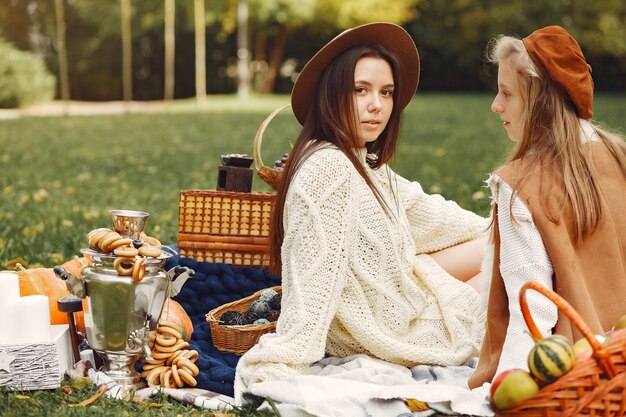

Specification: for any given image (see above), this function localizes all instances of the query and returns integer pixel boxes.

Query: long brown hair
[486,35,626,243]
[270,45,403,274]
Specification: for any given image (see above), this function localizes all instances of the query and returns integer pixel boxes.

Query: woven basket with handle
[253,103,291,190]
[497,281,626,416]
[206,286,282,355]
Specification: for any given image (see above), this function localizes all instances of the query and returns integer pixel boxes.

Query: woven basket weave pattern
[497,281,626,417]
[178,190,275,267]
[206,286,282,355]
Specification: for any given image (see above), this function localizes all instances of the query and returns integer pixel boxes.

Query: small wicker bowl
[206,286,281,355]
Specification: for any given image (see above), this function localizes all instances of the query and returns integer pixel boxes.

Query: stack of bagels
[140,320,200,388]
[86,228,163,282]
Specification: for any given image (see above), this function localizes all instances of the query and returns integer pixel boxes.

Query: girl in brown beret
[469,25,626,389]
[235,22,488,401]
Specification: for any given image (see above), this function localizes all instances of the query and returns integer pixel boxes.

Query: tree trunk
[260,23,287,94]
[236,0,250,98]
[54,0,70,114]
[194,0,206,106]
[121,0,133,103]
[253,31,267,93]
[164,0,175,101]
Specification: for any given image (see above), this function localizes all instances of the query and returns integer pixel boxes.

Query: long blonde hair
[486,35,626,243]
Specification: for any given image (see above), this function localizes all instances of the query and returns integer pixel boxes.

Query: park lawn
[0,93,625,415]
[1,93,626,268]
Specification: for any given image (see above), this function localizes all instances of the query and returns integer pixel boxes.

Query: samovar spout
[53,266,86,299]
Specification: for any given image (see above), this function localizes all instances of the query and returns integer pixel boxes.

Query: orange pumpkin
[159,298,194,341]
[14,257,90,333]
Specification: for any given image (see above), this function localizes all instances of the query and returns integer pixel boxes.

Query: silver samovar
[54,210,194,392]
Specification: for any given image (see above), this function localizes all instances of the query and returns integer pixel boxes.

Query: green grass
[0,384,276,417]
[1,93,626,268]
[1,93,625,414]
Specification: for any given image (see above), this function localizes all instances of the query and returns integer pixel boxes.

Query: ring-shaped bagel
[155,340,182,353]
[142,236,162,248]
[166,350,184,366]
[150,350,172,360]
[139,244,162,258]
[113,256,135,276]
[157,320,179,331]
[87,227,111,242]
[171,364,184,388]
[110,237,133,251]
[89,229,111,250]
[183,350,199,362]
[141,361,166,370]
[100,232,123,252]
[177,357,200,377]
[132,258,146,282]
[156,333,177,347]
[177,367,197,387]
[114,245,139,257]
[146,367,165,386]
[156,325,182,340]
[160,368,173,387]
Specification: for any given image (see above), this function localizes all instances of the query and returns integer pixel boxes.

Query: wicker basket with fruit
[491,281,626,416]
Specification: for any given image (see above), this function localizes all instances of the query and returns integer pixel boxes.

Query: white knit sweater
[485,118,600,378]
[235,145,487,399]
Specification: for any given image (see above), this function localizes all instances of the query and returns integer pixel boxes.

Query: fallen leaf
[405,398,429,412]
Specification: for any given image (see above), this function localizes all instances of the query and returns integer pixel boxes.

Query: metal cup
[110,210,149,240]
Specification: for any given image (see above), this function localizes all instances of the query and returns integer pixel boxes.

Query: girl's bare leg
[428,237,486,293]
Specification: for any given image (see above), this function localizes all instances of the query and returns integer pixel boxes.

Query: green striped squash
[528,334,575,383]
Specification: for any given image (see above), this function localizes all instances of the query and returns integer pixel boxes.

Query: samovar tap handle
[53,266,86,299]
[167,266,195,297]
[167,265,188,280]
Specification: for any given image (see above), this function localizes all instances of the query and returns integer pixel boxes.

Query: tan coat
[469,141,626,388]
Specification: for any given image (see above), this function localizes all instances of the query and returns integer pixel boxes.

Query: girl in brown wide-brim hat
[469,25,626,389]
[235,22,489,402]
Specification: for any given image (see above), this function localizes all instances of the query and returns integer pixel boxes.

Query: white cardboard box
[0,324,73,390]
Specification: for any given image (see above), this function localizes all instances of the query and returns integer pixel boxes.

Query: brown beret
[291,22,420,126]
[523,25,593,119]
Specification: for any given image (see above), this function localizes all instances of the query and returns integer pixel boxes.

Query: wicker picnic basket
[253,103,291,190]
[497,281,626,417]
[178,190,275,267]
[206,286,282,355]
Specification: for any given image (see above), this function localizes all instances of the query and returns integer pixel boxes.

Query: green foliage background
[0,39,56,108]
[1,94,625,269]
[0,0,624,100]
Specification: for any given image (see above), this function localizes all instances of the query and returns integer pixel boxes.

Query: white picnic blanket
[243,355,494,417]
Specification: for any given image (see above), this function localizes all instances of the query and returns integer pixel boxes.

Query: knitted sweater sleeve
[235,149,354,395]
[389,169,488,253]
[491,174,558,376]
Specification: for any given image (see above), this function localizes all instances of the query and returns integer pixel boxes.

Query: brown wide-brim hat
[523,25,593,119]
[291,22,420,126]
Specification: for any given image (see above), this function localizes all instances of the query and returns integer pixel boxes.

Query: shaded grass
[1,93,625,268]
